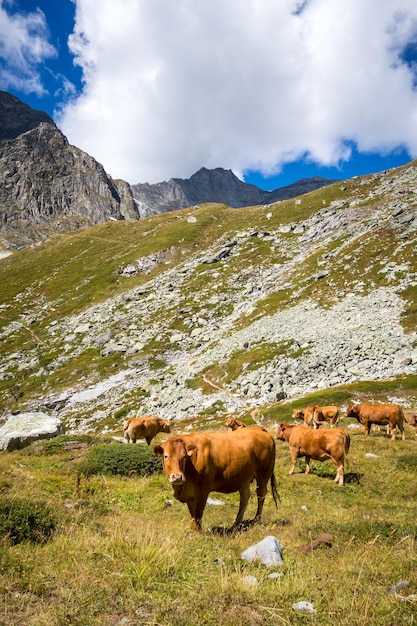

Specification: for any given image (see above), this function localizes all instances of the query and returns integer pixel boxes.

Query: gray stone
[0,412,64,451]
[241,535,284,567]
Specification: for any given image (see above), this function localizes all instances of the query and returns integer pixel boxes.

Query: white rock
[0,412,64,451]
[241,536,284,567]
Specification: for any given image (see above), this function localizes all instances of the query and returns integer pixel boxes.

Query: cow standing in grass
[276,423,350,486]
[345,403,405,440]
[123,416,171,445]
[293,405,339,429]
[154,428,278,532]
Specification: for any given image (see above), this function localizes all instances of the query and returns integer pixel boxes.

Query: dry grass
[1,423,417,625]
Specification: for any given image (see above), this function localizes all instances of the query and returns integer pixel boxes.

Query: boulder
[0,412,64,451]
[241,535,284,567]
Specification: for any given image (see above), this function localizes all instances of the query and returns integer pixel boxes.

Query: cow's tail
[344,432,352,467]
[123,418,133,432]
[270,473,280,506]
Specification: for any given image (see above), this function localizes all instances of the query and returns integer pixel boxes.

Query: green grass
[0,424,416,625]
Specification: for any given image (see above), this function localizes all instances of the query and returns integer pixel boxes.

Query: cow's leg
[390,425,397,441]
[146,436,152,445]
[333,461,344,486]
[233,483,251,527]
[364,421,370,437]
[304,456,311,475]
[289,449,298,474]
[254,479,268,522]
[187,493,208,532]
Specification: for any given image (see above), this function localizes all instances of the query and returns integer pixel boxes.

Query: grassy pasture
[1,423,416,626]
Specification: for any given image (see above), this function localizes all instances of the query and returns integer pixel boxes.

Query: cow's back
[288,425,348,455]
[179,428,275,492]
[357,403,402,423]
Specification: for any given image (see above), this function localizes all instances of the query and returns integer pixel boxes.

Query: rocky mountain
[0,91,139,251]
[0,91,338,250]
[131,167,337,217]
[0,90,55,142]
[0,159,416,438]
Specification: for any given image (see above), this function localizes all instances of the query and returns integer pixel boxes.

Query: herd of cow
[122,402,416,532]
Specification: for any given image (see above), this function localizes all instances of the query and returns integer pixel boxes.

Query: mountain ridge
[131,166,338,217]
[0,90,340,249]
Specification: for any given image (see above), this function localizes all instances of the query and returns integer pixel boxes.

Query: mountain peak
[0,90,56,142]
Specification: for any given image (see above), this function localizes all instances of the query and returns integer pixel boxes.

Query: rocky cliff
[131,167,337,217]
[0,91,338,249]
[0,91,139,251]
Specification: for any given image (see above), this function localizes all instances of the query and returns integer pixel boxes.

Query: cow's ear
[154,445,164,456]
[186,444,198,458]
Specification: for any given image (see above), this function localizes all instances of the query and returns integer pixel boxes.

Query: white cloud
[57,0,417,184]
[0,1,56,95]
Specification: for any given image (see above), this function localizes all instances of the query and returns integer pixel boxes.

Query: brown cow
[154,428,278,532]
[123,415,171,445]
[345,403,405,440]
[293,405,339,428]
[313,406,339,428]
[225,415,246,430]
[225,416,267,432]
[407,414,417,436]
[276,423,350,486]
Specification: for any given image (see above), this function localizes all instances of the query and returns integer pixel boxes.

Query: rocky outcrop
[0,412,64,451]
[0,91,140,250]
[0,90,55,141]
[0,122,140,249]
[131,167,338,217]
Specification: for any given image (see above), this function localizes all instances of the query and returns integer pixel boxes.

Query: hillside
[0,159,416,433]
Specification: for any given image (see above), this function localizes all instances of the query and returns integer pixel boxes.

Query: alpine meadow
[1,132,417,622]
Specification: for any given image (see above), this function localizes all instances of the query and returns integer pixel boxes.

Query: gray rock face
[0,122,140,248]
[0,412,64,451]
[0,91,140,249]
[131,167,338,217]
[0,90,55,141]
[0,92,338,248]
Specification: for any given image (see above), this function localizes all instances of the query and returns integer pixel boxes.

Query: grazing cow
[276,423,350,486]
[123,415,171,445]
[225,415,246,430]
[407,414,417,435]
[345,403,405,441]
[313,405,340,428]
[154,428,278,532]
[292,405,339,429]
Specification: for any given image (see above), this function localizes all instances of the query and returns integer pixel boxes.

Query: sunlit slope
[0,162,416,421]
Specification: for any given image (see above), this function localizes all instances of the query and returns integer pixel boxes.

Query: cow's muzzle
[169,473,185,485]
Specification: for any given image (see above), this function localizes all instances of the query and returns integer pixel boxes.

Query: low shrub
[77,443,163,477]
[0,497,57,545]
[23,434,101,456]
[397,454,417,471]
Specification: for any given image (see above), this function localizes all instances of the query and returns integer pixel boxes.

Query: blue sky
[1,0,417,189]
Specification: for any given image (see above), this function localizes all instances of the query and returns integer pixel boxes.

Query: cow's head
[154,438,197,484]
[276,423,289,441]
[292,409,304,419]
[226,415,245,430]
[345,405,356,417]
[161,420,171,434]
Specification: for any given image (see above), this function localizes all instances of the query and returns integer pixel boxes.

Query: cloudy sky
[1,0,417,188]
